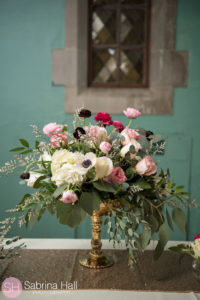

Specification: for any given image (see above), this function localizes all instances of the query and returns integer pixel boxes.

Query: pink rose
[99,141,111,153]
[94,112,112,125]
[194,235,200,240]
[135,156,157,176]
[120,127,141,146]
[104,167,127,184]
[112,120,124,133]
[123,107,141,119]
[61,190,78,203]
[43,123,64,135]
[50,133,68,148]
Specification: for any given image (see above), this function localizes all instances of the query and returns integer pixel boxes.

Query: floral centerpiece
[0,107,189,268]
[169,235,200,280]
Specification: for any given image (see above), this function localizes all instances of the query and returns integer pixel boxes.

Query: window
[88,0,151,87]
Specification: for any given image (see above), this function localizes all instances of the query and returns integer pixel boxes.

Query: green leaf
[33,175,46,189]
[134,179,151,189]
[35,141,40,149]
[128,228,133,237]
[154,223,170,260]
[53,184,68,198]
[166,208,174,231]
[93,180,116,193]
[80,190,101,215]
[172,207,186,233]
[20,150,33,155]
[10,147,25,152]
[56,202,86,227]
[147,215,159,234]
[119,221,126,230]
[19,139,29,148]
[175,185,184,193]
[17,194,31,211]
[125,167,135,180]
[140,226,151,250]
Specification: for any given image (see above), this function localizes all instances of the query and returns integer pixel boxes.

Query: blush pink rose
[61,190,78,203]
[104,167,127,184]
[120,127,141,146]
[123,107,141,119]
[99,141,111,153]
[43,123,64,135]
[194,235,200,240]
[50,133,68,148]
[135,156,157,176]
[84,125,108,145]
[112,120,124,133]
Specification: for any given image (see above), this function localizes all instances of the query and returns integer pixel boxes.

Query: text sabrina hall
[24,281,78,290]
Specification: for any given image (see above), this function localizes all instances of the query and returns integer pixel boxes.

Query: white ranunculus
[95,157,113,179]
[120,139,142,157]
[51,150,88,186]
[26,172,41,187]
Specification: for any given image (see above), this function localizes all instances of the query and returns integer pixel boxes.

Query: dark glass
[93,0,118,4]
[120,9,145,44]
[121,0,146,4]
[120,49,144,83]
[92,9,117,44]
[92,48,117,83]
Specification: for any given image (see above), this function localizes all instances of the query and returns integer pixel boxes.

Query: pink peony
[123,107,141,119]
[194,235,200,240]
[43,123,64,136]
[99,141,111,153]
[135,156,157,176]
[112,120,124,133]
[94,112,112,125]
[84,125,108,145]
[61,190,78,203]
[104,167,127,184]
[50,133,68,148]
[120,127,141,146]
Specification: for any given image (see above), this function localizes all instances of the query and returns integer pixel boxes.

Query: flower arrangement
[169,235,200,262]
[0,107,190,266]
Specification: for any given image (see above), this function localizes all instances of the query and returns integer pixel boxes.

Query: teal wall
[0,0,199,240]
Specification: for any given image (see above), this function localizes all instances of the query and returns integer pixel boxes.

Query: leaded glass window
[88,0,151,87]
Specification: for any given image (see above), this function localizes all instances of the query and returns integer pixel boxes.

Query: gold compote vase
[79,201,120,269]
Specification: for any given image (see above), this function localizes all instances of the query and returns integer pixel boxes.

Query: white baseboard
[5,238,191,250]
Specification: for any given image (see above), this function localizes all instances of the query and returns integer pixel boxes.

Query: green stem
[25,161,50,172]
[127,118,133,128]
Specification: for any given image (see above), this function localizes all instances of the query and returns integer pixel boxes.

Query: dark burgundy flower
[20,172,30,180]
[112,120,124,133]
[145,130,154,141]
[73,127,86,140]
[94,112,112,126]
[79,109,91,118]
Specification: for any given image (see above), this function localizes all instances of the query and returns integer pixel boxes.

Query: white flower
[95,157,113,179]
[51,150,89,186]
[40,151,52,162]
[192,239,200,259]
[26,172,41,187]
[120,139,142,157]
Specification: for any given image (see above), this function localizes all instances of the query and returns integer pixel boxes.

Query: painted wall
[0,0,199,240]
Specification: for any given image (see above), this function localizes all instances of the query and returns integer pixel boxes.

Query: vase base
[79,255,114,269]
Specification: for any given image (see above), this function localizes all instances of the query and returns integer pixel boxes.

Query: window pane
[92,9,117,45]
[92,48,117,83]
[120,49,144,83]
[121,0,147,4]
[120,9,145,44]
[93,0,118,4]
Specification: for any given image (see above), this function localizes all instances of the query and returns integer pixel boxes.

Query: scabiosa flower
[20,172,30,180]
[73,127,86,140]
[145,130,154,141]
[94,112,112,126]
[79,109,91,118]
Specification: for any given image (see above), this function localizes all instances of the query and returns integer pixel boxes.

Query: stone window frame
[52,0,188,115]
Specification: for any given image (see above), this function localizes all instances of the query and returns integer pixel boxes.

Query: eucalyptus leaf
[56,202,86,227]
[172,207,186,233]
[134,179,151,189]
[80,190,101,215]
[154,223,170,260]
[93,180,116,193]
[166,208,174,231]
